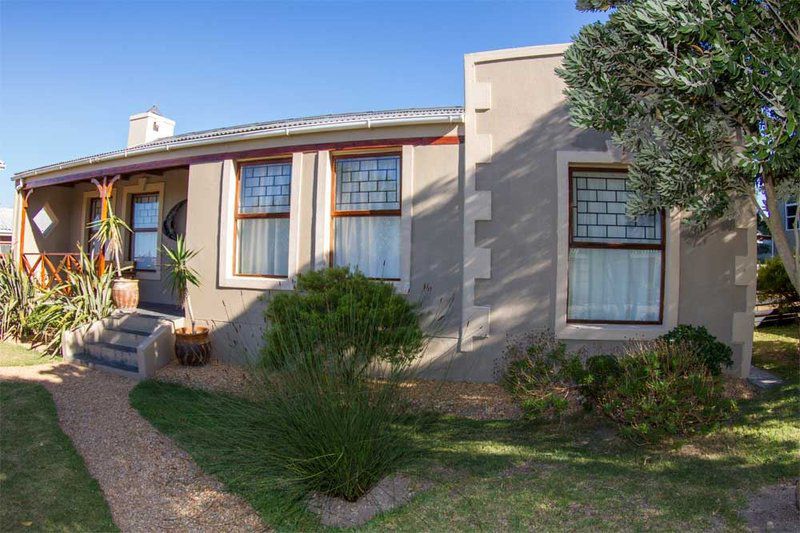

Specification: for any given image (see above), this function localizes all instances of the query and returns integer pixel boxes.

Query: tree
[557,0,800,293]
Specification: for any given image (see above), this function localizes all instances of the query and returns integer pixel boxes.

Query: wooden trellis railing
[21,252,90,289]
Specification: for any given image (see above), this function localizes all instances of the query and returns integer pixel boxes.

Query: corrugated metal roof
[0,208,13,234]
[14,107,464,179]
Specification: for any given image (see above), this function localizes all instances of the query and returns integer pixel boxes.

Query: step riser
[85,344,137,368]
[97,330,149,348]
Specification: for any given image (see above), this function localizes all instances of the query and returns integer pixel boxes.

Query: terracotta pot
[112,278,139,310]
[175,326,211,366]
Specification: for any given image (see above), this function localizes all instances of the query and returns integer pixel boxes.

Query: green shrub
[250,268,426,501]
[591,340,735,443]
[261,267,423,379]
[0,254,37,341]
[576,354,621,406]
[757,256,799,306]
[498,330,583,422]
[659,324,732,375]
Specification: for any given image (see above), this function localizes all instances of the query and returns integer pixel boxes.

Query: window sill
[218,275,295,291]
[556,322,669,341]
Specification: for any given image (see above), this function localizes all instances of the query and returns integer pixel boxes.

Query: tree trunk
[760,174,799,294]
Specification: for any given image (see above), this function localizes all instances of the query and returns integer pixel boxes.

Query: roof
[14,106,464,180]
[0,208,13,234]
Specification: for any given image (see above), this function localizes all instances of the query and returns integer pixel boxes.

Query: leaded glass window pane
[239,162,292,215]
[571,171,661,245]
[132,194,159,229]
[335,155,400,212]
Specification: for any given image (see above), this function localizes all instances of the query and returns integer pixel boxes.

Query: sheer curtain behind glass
[332,155,401,279]
[236,161,292,276]
[567,170,664,323]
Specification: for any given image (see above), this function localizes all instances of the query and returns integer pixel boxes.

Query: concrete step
[85,341,138,370]
[97,327,151,348]
[101,313,171,335]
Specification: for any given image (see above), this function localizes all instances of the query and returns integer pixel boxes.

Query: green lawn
[0,381,117,532]
[0,342,57,367]
[131,324,799,531]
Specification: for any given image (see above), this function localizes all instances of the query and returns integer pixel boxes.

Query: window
[567,169,665,324]
[235,160,292,277]
[786,200,797,231]
[332,154,401,279]
[86,197,106,255]
[130,193,159,271]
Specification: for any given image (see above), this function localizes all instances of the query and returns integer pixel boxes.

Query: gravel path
[0,363,266,532]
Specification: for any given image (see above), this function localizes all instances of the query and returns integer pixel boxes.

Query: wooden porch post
[17,189,32,271]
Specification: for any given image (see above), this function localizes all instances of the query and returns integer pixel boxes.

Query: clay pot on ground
[174,326,211,366]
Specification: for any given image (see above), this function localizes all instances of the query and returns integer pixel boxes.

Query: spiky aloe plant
[162,236,201,332]
[88,199,131,277]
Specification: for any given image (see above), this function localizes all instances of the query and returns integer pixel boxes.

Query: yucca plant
[0,253,38,341]
[88,200,131,277]
[162,236,201,332]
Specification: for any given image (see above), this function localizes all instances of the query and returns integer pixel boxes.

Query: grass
[130,324,799,531]
[0,342,56,367]
[0,381,117,532]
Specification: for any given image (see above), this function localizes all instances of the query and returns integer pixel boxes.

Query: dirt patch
[397,379,521,420]
[741,481,799,532]
[307,474,431,528]
[156,360,259,398]
[723,376,756,400]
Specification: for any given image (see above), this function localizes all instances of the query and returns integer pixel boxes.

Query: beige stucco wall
[459,45,755,381]
[182,133,463,364]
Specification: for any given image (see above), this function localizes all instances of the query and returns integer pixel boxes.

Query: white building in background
[0,207,12,254]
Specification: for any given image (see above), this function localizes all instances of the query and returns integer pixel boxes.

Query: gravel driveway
[0,363,266,532]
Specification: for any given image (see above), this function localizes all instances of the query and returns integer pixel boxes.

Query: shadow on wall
[171,103,747,381]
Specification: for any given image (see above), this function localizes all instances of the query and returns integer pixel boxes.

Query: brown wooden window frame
[566,166,666,326]
[233,157,293,279]
[330,150,402,281]
[128,192,160,273]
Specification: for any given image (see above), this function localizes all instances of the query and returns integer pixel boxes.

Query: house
[0,207,12,254]
[9,44,756,381]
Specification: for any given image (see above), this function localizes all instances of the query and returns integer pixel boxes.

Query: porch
[16,167,190,310]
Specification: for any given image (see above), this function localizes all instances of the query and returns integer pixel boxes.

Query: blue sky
[0,1,606,207]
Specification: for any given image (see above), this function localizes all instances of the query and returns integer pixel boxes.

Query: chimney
[127,106,175,147]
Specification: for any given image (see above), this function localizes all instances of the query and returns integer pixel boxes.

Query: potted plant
[89,201,137,309]
[162,236,210,366]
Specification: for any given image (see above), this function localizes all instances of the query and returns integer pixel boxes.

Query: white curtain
[334,216,400,279]
[568,248,661,322]
[237,218,290,276]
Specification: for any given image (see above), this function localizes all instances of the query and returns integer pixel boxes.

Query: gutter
[14,112,465,181]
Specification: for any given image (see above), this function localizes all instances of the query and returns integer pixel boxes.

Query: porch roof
[13,107,465,184]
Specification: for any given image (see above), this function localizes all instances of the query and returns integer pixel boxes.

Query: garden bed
[132,324,799,531]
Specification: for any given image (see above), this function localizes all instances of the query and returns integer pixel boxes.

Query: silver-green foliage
[558,0,800,290]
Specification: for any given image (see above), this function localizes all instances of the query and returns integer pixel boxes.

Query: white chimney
[127,106,175,147]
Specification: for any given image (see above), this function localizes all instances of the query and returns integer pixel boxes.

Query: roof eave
[13,111,465,182]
